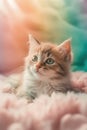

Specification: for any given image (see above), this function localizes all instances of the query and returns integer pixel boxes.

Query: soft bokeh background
[0,0,87,74]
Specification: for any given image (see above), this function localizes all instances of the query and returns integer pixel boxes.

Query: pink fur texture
[0,71,87,130]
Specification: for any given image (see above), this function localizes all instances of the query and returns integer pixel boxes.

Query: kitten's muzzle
[35,63,41,72]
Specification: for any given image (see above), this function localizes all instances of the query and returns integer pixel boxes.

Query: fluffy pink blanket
[0,71,87,130]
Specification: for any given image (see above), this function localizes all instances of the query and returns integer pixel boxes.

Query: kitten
[16,35,79,101]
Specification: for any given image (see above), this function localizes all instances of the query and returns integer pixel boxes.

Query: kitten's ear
[28,34,40,49]
[57,38,72,62]
[58,38,71,53]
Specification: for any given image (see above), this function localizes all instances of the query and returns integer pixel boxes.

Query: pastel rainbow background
[0,0,87,73]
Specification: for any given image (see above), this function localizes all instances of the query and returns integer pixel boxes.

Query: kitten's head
[26,34,72,81]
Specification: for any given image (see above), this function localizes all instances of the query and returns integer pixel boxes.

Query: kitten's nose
[36,63,41,72]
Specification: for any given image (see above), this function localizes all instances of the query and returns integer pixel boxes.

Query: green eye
[45,58,55,65]
[32,55,38,62]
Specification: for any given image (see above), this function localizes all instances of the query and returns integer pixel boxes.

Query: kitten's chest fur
[19,70,71,99]
[21,73,54,97]
[26,80,54,96]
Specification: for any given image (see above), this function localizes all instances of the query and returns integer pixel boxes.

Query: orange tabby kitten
[16,35,79,100]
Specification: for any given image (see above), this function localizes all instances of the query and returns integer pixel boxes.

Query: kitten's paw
[1,84,17,94]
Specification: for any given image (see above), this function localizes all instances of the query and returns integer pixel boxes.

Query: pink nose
[35,63,41,71]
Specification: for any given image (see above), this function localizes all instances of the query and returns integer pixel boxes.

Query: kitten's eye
[45,58,55,65]
[32,55,38,62]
